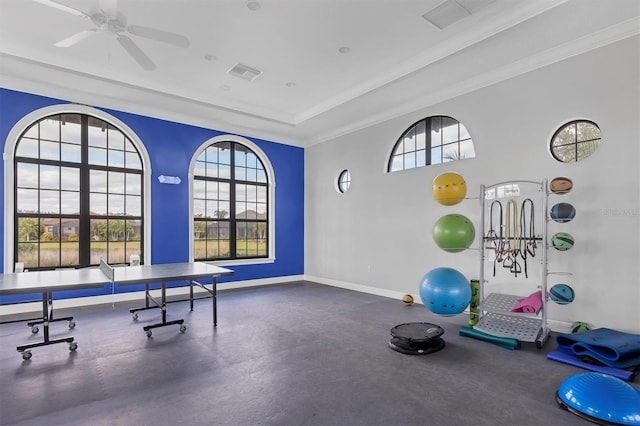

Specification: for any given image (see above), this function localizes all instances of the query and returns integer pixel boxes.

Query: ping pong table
[0,260,233,360]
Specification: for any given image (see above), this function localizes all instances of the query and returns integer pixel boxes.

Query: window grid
[194,141,268,261]
[14,114,144,270]
[550,120,601,163]
[388,116,475,172]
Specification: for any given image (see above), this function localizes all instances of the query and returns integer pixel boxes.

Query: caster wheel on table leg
[179,324,187,333]
[31,326,39,334]
[21,351,32,360]
[68,320,76,329]
[69,342,78,351]
[132,313,139,321]
[146,330,152,338]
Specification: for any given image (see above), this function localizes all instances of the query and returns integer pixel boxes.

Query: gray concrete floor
[1,281,591,425]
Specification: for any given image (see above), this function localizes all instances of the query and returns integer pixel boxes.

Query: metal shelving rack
[474,179,552,348]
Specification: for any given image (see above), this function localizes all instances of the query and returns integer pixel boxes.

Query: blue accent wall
[0,88,304,302]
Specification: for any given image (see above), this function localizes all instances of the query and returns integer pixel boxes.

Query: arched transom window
[388,115,475,172]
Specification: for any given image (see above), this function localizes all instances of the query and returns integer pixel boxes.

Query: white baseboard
[0,275,304,318]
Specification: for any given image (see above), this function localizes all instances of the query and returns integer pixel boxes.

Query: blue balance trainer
[557,372,640,425]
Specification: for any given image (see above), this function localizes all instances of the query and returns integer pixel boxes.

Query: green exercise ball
[433,214,475,253]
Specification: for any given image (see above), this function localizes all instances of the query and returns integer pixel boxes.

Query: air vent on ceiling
[422,0,495,30]
[227,63,263,81]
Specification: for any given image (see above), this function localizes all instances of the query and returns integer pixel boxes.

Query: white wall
[305,36,640,333]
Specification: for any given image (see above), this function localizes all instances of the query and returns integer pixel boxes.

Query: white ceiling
[0,0,638,147]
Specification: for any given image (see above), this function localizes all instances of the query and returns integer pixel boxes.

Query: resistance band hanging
[520,198,536,278]
[486,200,503,276]
[503,199,521,276]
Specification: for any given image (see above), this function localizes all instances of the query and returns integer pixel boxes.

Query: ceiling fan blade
[117,35,156,70]
[32,0,89,18]
[54,29,97,47]
[128,25,190,48]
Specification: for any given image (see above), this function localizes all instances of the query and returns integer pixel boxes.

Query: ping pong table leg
[16,291,76,360]
[213,276,217,327]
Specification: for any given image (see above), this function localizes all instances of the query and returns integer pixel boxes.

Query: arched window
[6,107,149,271]
[191,136,273,262]
[550,120,601,162]
[388,115,475,172]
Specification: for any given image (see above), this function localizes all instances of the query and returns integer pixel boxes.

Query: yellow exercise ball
[432,172,467,206]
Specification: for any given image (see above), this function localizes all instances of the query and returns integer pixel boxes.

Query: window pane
[60,167,79,191]
[40,117,60,141]
[441,117,459,144]
[431,146,442,164]
[108,171,126,193]
[40,190,60,214]
[577,122,600,142]
[17,189,38,213]
[60,218,80,242]
[125,195,141,216]
[125,152,142,169]
[577,140,600,160]
[206,200,219,218]
[416,150,426,167]
[61,142,82,163]
[16,138,39,158]
[16,163,39,188]
[126,173,142,195]
[89,147,108,165]
[194,199,205,217]
[108,126,125,150]
[257,186,267,203]
[416,121,426,150]
[403,152,415,169]
[193,180,206,199]
[60,191,80,214]
[23,124,38,139]
[41,140,60,161]
[17,217,42,242]
[88,118,107,147]
[219,164,231,179]
[108,150,125,168]
[17,242,38,268]
[235,166,247,181]
[389,155,403,171]
[90,170,108,192]
[108,194,125,215]
[40,165,60,190]
[403,128,416,152]
[90,193,108,215]
[430,118,442,147]
[194,160,206,177]
[60,114,82,144]
[443,143,459,161]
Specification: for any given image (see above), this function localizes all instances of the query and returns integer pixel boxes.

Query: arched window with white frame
[4,105,152,272]
[190,135,275,264]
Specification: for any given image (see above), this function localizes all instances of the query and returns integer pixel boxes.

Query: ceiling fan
[33,0,190,70]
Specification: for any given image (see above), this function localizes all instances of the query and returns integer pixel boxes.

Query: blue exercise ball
[419,267,471,317]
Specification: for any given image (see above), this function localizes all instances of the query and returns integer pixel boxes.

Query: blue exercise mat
[556,328,640,369]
